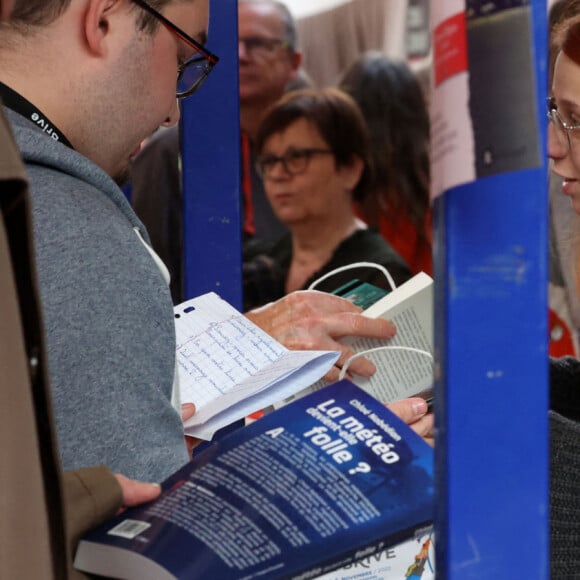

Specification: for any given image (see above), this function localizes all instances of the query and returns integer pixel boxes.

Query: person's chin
[561,178,580,214]
[277,209,303,226]
[238,81,259,100]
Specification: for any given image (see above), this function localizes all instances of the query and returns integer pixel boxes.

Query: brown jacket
[0,109,121,579]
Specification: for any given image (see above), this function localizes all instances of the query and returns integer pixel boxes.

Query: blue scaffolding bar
[181,0,243,309]
[433,1,549,577]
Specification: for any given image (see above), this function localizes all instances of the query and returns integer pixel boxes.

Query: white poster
[431,0,540,199]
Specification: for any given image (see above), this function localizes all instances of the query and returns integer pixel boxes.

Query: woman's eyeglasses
[256,148,333,178]
[132,0,219,99]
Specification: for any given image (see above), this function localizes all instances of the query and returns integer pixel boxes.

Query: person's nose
[238,40,250,62]
[548,122,567,161]
[162,98,181,128]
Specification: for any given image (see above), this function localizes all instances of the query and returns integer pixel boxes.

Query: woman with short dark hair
[243,87,411,311]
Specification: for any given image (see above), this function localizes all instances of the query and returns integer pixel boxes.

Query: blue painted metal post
[181,0,243,309]
[433,1,549,577]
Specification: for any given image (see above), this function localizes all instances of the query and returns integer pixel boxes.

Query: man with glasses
[238,0,304,242]
[0,0,221,485]
[0,0,405,487]
[0,1,177,577]
[131,0,304,302]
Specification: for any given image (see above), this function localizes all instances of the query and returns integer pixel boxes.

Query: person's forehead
[553,52,580,99]
[266,118,325,147]
[167,0,209,42]
[238,2,285,37]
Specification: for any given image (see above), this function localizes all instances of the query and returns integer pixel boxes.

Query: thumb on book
[113,474,161,512]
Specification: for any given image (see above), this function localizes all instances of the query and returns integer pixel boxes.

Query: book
[74,379,434,580]
[277,272,434,408]
[173,292,339,440]
[331,278,390,309]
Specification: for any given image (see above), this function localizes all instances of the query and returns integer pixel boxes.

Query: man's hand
[246,291,396,381]
[387,397,434,447]
[113,474,161,514]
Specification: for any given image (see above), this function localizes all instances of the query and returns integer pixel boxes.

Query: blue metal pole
[433,2,549,577]
[181,0,243,309]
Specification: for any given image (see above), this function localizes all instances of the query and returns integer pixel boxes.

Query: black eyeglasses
[256,148,333,178]
[239,37,289,59]
[132,0,219,99]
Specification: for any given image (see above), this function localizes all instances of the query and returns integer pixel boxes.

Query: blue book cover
[74,380,434,580]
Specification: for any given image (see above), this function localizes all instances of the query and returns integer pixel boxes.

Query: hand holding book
[275,270,435,409]
[246,289,398,381]
[388,397,434,447]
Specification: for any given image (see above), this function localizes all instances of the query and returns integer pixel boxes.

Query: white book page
[175,295,286,409]
[175,293,338,439]
[347,276,433,401]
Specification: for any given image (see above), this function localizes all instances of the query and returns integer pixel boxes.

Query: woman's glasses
[547,96,580,153]
[256,148,333,179]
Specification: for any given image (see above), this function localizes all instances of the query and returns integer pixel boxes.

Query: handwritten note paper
[175,293,339,440]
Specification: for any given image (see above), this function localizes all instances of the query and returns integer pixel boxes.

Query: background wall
[286,0,409,87]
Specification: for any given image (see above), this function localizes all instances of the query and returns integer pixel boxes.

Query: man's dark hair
[8,0,71,25]
[255,87,372,202]
[8,0,171,31]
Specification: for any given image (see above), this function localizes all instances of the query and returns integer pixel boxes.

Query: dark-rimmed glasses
[239,37,289,59]
[547,96,580,153]
[132,0,219,99]
[256,148,333,179]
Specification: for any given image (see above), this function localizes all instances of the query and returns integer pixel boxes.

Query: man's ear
[83,0,120,56]
[287,50,303,82]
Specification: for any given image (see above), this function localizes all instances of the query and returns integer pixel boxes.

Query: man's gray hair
[239,0,299,52]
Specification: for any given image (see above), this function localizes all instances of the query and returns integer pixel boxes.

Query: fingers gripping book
[279,272,434,408]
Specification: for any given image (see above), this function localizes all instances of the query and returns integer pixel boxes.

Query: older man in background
[131,0,304,302]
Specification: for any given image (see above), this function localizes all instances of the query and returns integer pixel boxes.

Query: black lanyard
[0,82,73,149]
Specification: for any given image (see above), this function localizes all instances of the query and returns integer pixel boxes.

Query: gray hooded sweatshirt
[6,107,189,482]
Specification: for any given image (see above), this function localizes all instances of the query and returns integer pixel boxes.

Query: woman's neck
[285,216,364,293]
